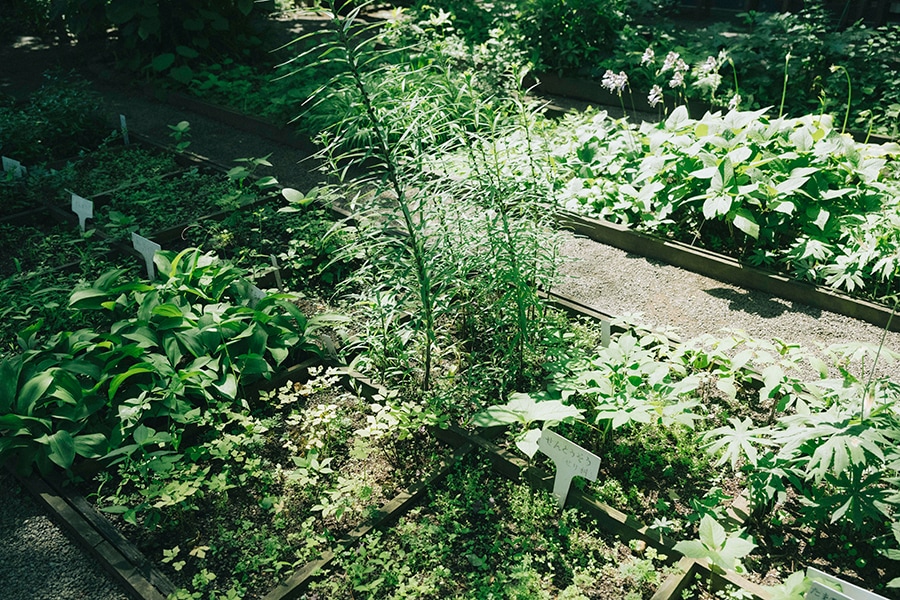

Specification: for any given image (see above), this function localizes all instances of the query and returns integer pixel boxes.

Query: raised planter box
[8,366,472,600]
[433,424,773,600]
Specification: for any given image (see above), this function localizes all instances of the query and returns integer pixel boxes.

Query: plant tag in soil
[538,427,601,509]
[601,319,611,347]
[131,232,161,279]
[805,567,887,600]
[2,156,26,178]
[248,284,266,307]
[120,114,130,145]
[71,193,93,232]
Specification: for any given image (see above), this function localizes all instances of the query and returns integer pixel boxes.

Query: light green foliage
[473,392,584,458]
[526,104,900,300]
[674,514,757,574]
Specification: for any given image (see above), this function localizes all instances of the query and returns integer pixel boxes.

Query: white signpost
[805,567,888,600]
[120,114,130,145]
[2,156,26,178]
[131,232,161,279]
[537,427,601,509]
[247,284,267,307]
[71,193,93,232]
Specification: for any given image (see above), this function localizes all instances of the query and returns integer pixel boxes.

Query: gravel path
[3,25,900,600]
[0,470,129,600]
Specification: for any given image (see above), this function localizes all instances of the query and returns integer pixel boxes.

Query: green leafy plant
[674,514,757,574]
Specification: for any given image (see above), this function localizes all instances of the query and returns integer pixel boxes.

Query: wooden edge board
[7,465,170,600]
[650,557,700,600]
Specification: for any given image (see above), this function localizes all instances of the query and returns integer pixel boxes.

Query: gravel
[0,470,129,600]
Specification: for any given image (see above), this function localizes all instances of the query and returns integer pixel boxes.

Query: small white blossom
[641,47,655,66]
[661,51,680,73]
[728,94,742,110]
[648,84,664,107]
[668,71,685,89]
[601,69,628,95]
[698,56,717,76]
[675,58,689,73]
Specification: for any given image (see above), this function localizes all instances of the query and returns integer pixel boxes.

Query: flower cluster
[601,69,629,96]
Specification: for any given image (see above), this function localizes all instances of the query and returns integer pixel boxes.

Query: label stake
[537,428,601,508]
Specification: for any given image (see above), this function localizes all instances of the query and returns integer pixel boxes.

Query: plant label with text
[71,193,93,232]
[2,156,26,178]
[538,428,601,508]
[131,232,161,279]
[805,567,887,600]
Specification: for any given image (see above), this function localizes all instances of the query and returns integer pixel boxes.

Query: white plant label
[131,232,161,279]
[601,319,611,348]
[120,114,130,145]
[2,156,26,178]
[248,284,267,307]
[71,193,93,232]
[270,255,284,291]
[537,427,601,508]
[805,567,886,600]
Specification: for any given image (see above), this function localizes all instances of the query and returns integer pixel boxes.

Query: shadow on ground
[704,286,822,320]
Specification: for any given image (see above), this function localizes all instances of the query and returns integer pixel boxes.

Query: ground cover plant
[0,253,140,359]
[88,365,449,599]
[304,449,680,599]
[91,161,277,243]
[0,213,112,279]
[0,70,109,164]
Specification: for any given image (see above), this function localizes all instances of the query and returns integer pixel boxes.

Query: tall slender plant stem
[778,53,791,119]
[329,7,436,391]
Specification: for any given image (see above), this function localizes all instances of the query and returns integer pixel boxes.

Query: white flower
[668,71,685,89]
[661,51,680,73]
[675,58,689,73]
[648,84,664,107]
[697,56,717,76]
[641,47,655,66]
[728,94,742,110]
[601,69,628,95]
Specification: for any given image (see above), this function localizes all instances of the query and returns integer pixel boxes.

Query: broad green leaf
[516,428,543,459]
[151,53,175,72]
[0,356,22,412]
[73,433,108,458]
[38,430,76,469]
[17,371,55,415]
[473,393,583,428]
[108,366,156,400]
[732,209,759,239]
[213,373,238,401]
[169,65,194,85]
[699,513,727,550]
[703,417,773,470]
[152,304,183,318]
[665,105,690,130]
[175,45,199,59]
[703,195,732,219]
